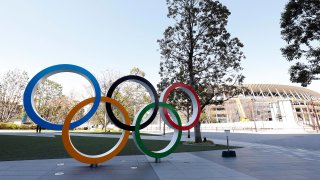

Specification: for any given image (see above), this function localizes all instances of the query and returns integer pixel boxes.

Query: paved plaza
[0,131,319,179]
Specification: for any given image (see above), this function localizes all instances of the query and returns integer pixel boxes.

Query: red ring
[161,83,201,130]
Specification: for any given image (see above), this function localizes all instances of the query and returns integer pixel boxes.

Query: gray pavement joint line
[213,139,320,161]
[35,162,60,180]
[146,153,257,179]
[214,138,320,154]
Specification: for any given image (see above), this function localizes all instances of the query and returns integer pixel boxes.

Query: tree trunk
[194,121,202,143]
[104,112,107,132]
[187,105,190,138]
[186,6,202,143]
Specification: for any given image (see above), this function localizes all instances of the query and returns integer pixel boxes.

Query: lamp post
[187,104,191,138]
[104,112,107,132]
[163,119,165,135]
[251,97,258,132]
[159,82,166,135]
[225,129,230,151]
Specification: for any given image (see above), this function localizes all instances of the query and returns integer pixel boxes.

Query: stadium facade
[205,84,320,130]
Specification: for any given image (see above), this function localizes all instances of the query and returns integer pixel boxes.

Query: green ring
[133,102,182,158]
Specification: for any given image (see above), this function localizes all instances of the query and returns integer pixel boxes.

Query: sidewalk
[0,131,319,179]
[0,153,257,180]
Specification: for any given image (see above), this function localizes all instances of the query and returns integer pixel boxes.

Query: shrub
[20,124,31,130]
[0,123,20,129]
[0,123,7,129]
[7,123,20,129]
[0,123,38,130]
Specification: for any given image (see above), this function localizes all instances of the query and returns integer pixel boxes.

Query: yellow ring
[62,96,130,164]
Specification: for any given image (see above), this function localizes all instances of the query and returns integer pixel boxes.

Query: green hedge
[0,123,36,130]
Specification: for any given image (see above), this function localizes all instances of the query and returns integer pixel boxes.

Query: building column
[300,107,306,124]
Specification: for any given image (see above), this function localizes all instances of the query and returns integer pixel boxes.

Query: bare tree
[86,68,152,130]
[34,79,63,123]
[86,69,121,130]
[0,70,28,122]
[113,67,151,120]
[33,79,85,124]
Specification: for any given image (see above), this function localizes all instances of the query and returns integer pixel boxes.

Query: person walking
[36,125,42,133]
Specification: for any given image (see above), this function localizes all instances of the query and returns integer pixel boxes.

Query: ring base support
[155,158,161,163]
[90,164,98,168]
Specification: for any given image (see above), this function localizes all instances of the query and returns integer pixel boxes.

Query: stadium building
[204,84,320,131]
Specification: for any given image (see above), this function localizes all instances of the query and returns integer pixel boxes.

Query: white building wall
[278,100,296,123]
[270,102,278,121]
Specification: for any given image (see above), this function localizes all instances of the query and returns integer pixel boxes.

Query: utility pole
[104,112,107,132]
[187,104,190,138]
[163,120,165,135]
[251,98,257,132]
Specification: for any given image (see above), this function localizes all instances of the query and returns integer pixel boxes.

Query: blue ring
[23,64,101,130]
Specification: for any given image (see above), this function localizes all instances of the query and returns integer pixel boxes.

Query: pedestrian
[36,125,42,133]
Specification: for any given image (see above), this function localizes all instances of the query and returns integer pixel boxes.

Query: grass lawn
[0,135,238,161]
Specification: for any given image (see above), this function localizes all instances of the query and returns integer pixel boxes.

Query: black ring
[106,75,159,131]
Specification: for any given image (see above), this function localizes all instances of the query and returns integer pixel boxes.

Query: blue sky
[0,0,319,94]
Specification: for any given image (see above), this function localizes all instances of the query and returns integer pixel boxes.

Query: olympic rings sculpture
[23,64,201,164]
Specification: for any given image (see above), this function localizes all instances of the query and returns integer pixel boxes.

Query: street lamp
[251,97,258,132]
[162,115,165,135]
